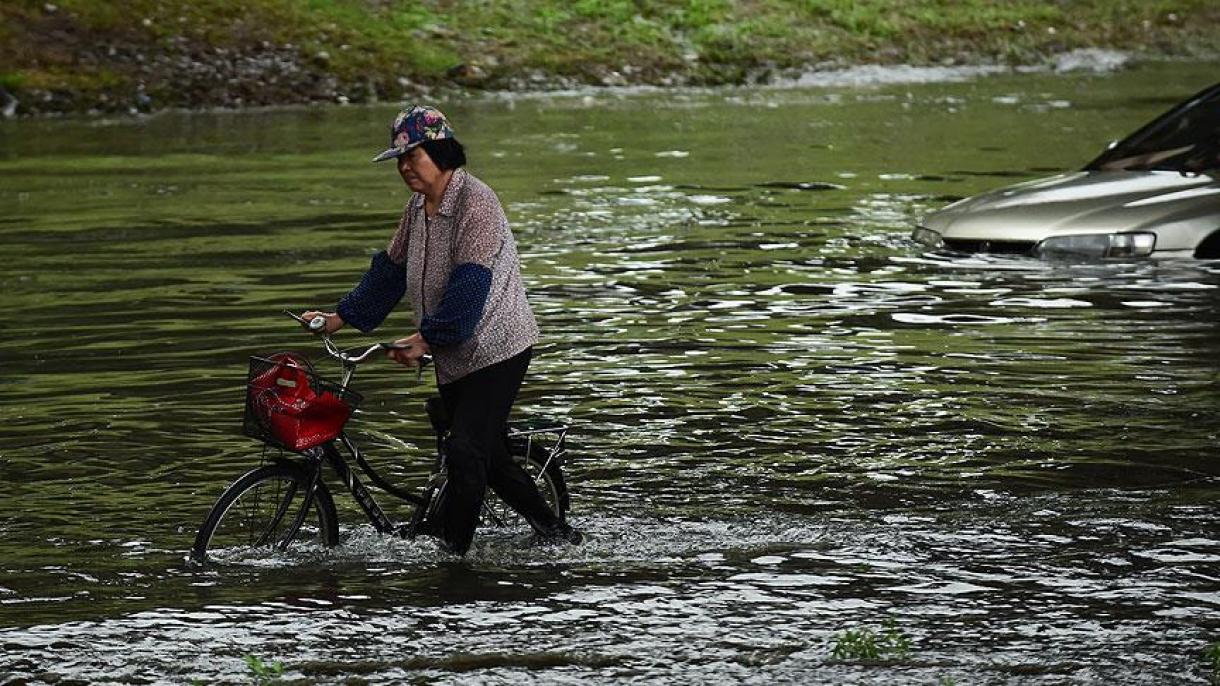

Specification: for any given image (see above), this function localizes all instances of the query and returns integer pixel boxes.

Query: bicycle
[190,312,572,562]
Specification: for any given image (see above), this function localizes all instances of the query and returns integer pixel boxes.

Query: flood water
[2,59,1219,684]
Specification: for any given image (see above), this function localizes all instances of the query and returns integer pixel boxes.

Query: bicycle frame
[268,312,571,538]
[288,435,427,538]
[284,421,571,539]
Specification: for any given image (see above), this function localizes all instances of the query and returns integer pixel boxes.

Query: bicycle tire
[481,442,569,529]
[191,461,339,562]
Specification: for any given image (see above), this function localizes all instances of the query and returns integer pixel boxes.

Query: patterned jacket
[336,169,539,385]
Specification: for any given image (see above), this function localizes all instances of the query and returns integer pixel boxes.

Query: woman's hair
[420,138,467,171]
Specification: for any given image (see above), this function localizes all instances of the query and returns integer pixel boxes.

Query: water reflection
[1,61,1219,683]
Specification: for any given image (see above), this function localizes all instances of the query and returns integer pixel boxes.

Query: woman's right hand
[300,310,345,334]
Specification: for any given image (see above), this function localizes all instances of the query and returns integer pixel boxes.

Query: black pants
[436,347,559,554]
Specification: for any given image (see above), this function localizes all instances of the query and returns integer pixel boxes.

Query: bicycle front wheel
[191,461,339,562]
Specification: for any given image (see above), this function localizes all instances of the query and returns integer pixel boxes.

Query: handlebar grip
[380,344,431,365]
[379,343,431,370]
[283,309,326,332]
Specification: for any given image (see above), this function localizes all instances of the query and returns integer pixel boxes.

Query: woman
[302,105,581,555]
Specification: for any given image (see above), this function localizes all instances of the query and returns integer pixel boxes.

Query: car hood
[923,171,1220,248]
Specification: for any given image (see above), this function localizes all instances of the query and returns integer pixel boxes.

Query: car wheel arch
[1194,229,1220,259]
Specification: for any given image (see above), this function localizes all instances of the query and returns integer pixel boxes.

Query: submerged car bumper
[913,227,1036,255]
[913,226,1161,259]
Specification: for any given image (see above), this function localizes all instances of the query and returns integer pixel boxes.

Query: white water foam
[777,64,1009,89]
[1052,49,1131,74]
[194,514,835,570]
[479,52,1132,105]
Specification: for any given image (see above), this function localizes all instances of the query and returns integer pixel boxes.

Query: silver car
[913,81,1220,259]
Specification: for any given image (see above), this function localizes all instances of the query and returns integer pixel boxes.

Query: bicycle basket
[242,354,363,452]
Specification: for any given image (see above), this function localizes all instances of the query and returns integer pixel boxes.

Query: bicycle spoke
[276,485,317,551]
[254,480,298,547]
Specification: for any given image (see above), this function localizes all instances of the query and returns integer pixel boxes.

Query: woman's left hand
[388,332,431,367]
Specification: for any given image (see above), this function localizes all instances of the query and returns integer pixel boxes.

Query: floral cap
[372,105,456,162]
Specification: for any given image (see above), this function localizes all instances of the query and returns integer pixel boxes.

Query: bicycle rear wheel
[481,442,569,529]
[191,461,339,562]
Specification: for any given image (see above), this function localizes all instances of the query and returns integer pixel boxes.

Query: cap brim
[372,140,425,162]
[372,147,404,163]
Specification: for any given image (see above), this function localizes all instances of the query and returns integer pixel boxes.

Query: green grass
[0,72,26,90]
[1,0,1219,112]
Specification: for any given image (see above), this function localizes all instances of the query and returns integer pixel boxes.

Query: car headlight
[1034,232,1156,259]
[911,227,943,248]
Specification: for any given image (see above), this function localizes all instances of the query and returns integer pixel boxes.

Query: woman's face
[397,146,443,194]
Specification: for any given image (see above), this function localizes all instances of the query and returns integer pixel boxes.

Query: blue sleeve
[336,251,406,333]
[419,263,492,347]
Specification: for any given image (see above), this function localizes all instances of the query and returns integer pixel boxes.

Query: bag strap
[270,359,311,399]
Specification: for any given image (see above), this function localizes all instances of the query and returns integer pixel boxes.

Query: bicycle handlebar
[282,310,433,371]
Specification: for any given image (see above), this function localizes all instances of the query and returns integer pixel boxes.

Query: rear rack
[507,420,569,474]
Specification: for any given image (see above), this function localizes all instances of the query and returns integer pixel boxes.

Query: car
[913,81,1220,259]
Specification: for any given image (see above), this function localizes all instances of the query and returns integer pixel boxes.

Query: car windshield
[1087,83,1220,174]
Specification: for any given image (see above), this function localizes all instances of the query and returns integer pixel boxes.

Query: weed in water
[882,618,912,657]
[831,618,913,660]
[832,627,881,660]
[244,654,285,684]
[1205,641,1220,685]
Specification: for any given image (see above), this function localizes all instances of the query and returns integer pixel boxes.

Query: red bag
[248,356,353,451]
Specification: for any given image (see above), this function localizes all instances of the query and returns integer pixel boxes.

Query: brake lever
[417,355,433,382]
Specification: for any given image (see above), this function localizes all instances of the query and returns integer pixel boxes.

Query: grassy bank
[2,0,1219,115]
